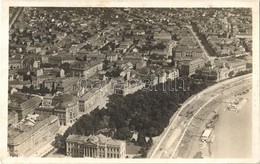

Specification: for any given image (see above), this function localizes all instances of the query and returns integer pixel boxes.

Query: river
[211,89,252,158]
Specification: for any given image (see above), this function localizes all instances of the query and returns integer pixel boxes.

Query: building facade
[157,71,167,84]
[153,30,171,41]
[52,94,78,126]
[79,81,112,113]
[70,60,103,77]
[112,78,145,96]
[8,115,60,157]
[166,68,179,80]
[174,47,204,60]
[66,134,126,158]
[195,66,230,82]
[106,53,118,62]
[179,58,205,76]
[44,77,79,94]
[8,95,42,121]
[8,110,19,126]
[35,94,79,126]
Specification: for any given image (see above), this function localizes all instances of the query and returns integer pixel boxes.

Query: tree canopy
[56,78,209,153]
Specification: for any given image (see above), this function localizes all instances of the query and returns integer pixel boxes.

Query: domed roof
[53,94,78,109]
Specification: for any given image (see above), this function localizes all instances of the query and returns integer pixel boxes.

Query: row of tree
[54,78,209,156]
[191,22,217,56]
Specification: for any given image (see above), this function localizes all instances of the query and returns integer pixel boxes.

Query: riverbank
[211,89,252,158]
[172,75,252,158]
[148,74,252,158]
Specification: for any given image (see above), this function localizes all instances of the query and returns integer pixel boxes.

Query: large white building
[66,134,126,158]
[78,80,112,113]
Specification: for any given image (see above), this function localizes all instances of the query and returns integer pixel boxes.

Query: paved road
[148,74,252,158]
[186,25,216,62]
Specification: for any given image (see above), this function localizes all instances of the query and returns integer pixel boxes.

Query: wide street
[186,25,216,62]
[148,74,252,158]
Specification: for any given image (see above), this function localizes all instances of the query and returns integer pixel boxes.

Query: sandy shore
[211,90,252,158]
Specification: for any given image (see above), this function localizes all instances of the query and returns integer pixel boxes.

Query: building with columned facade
[66,134,126,158]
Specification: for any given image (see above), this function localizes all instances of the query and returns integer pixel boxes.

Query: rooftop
[71,60,103,70]
[52,94,78,109]
[8,115,59,146]
[66,134,125,146]
[9,94,41,110]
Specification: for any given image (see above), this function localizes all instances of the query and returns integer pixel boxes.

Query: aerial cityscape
[8,7,252,158]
